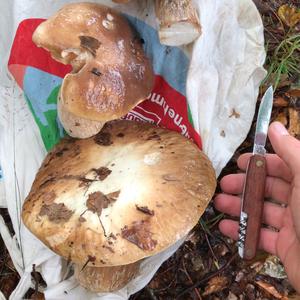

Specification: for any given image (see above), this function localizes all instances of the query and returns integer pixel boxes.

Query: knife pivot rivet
[256,160,264,168]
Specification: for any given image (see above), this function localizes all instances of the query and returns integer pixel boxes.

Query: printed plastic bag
[0,0,266,298]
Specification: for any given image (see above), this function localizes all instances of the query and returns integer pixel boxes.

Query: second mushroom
[22,120,216,292]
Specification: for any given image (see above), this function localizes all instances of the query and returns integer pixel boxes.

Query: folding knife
[238,86,274,260]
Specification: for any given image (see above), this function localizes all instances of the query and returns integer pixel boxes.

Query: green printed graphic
[24,85,65,151]
[187,104,194,127]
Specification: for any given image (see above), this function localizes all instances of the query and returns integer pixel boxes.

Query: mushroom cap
[33,3,154,122]
[22,120,216,267]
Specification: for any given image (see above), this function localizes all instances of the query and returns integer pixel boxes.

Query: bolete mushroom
[22,120,216,292]
[112,0,201,46]
[154,0,201,46]
[32,3,154,138]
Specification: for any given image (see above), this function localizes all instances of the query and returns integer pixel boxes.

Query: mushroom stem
[154,0,201,46]
[74,261,141,292]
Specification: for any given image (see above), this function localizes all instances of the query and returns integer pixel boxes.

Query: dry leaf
[235,271,244,283]
[287,89,300,98]
[250,261,264,273]
[286,89,300,110]
[191,256,205,272]
[260,255,287,279]
[275,111,288,126]
[0,274,19,299]
[148,278,160,290]
[31,292,45,300]
[255,280,288,299]
[288,108,300,137]
[274,97,288,107]
[5,256,17,272]
[245,284,256,300]
[252,0,270,14]
[278,4,300,28]
[227,291,238,300]
[202,276,229,296]
[186,231,199,245]
[214,243,229,257]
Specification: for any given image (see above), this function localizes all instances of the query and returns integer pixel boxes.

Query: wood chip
[288,108,300,137]
[275,111,288,126]
[255,280,288,299]
[274,97,288,107]
[31,292,45,300]
[250,261,264,273]
[227,291,238,300]
[202,276,229,296]
[287,89,300,98]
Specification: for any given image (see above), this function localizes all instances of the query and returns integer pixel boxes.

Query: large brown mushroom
[33,3,154,138]
[22,120,216,292]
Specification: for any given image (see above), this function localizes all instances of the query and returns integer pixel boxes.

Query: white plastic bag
[0,0,266,298]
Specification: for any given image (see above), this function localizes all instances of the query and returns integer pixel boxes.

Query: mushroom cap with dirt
[22,120,216,292]
[33,3,154,138]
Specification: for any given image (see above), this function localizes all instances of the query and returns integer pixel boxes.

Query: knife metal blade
[238,86,274,260]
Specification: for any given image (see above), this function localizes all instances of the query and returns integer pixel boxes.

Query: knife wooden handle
[243,154,267,260]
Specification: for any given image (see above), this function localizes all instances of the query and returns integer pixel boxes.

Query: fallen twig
[200,221,219,268]
[175,251,238,299]
[181,259,202,300]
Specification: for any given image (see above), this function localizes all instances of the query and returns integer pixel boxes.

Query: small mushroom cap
[57,97,104,138]
[74,261,141,292]
[33,3,154,122]
[22,120,216,267]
